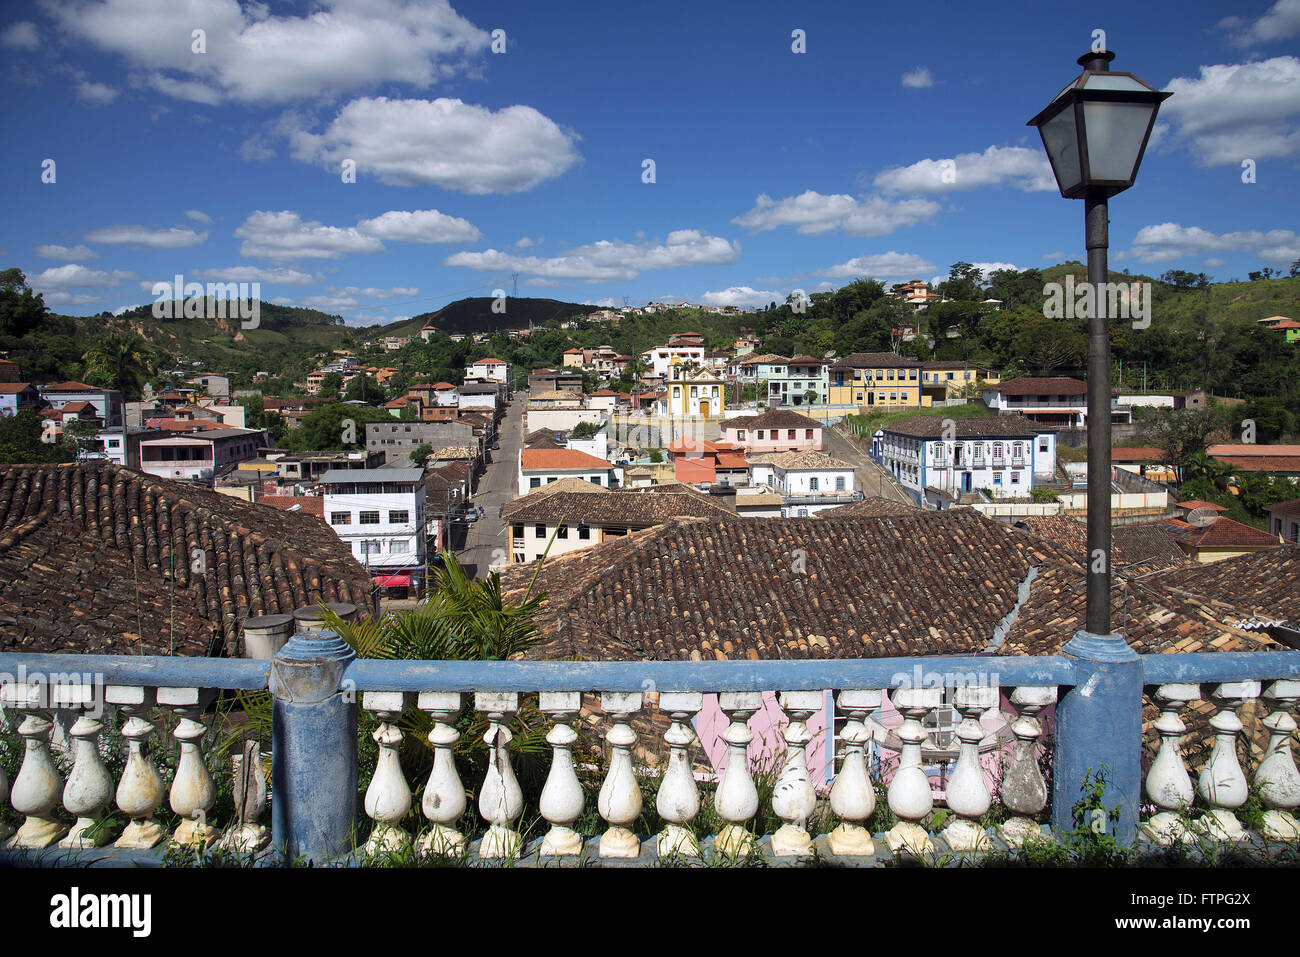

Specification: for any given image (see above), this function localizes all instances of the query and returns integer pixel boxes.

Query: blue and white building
[320,468,427,589]
[874,414,1057,506]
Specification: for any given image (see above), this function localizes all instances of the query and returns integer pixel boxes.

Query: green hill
[384,296,600,337]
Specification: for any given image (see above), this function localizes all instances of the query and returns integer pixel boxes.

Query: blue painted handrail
[341,655,1078,692]
[1140,651,1300,685]
[0,652,269,690]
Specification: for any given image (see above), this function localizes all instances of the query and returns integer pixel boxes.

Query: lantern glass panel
[1040,106,1082,195]
[1082,100,1156,183]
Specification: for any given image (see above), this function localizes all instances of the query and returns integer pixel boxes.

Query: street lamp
[1028,49,1170,636]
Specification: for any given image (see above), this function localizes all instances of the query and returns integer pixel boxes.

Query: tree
[1014,317,1086,375]
[571,420,599,439]
[0,268,48,339]
[82,330,154,401]
[343,373,384,404]
[1159,269,1210,290]
[937,262,984,302]
[1141,408,1227,483]
[803,389,819,406]
[0,410,73,464]
[287,403,390,452]
[319,372,342,398]
[409,443,433,466]
[239,393,266,429]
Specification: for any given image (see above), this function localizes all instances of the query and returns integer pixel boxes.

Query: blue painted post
[1051,631,1142,845]
[270,631,358,864]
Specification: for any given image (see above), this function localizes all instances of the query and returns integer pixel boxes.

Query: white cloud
[30,263,133,292]
[732,190,940,237]
[35,243,98,260]
[191,266,322,285]
[901,67,933,88]
[699,286,782,308]
[83,224,207,248]
[1120,222,1300,265]
[523,277,560,287]
[303,294,360,311]
[289,97,581,193]
[581,298,619,308]
[1161,57,1300,165]
[185,209,212,224]
[817,251,936,280]
[875,145,1055,194]
[330,285,419,299]
[1,21,38,49]
[356,208,481,244]
[1219,0,1300,47]
[45,0,489,104]
[515,236,536,248]
[446,229,739,281]
[927,262,1021,287]
[1040,251,1066,262]
[75,79,118,104]
[233,210,384,261]
[240,135,276,161]
[45,292,104,306]
[1204,257,1227,268]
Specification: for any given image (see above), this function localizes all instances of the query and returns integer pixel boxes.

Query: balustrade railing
[3,636,1300,865]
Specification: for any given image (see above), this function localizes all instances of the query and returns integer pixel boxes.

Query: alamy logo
[49,888,151,937]
[1042,275,1151,329]
[152,274,260,328]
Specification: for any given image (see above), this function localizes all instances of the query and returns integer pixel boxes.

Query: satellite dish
[287,504,302,512]
[1186,507,1220,528]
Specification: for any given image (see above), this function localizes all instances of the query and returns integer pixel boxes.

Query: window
[535,523,546,539]
[809,477,819,491]
[909,369,918,380]
[557,525,568,539]
[388,510,409,524]
[737,430,747,440]
[589,476,602,486]
[1011,472,1021,484]
[578,526,590,540]
[787,430,796,439]
[757,430,764,439]
[390,540,409,554]
[530,477,541,489]
[360,540,382,556]
[359,511,380,524]
[890,393,897,402]
[993,473,1003,485]
[330,512,351,525]
[887,370,895,381]
[1039,439,1049,453]
[835,475,846,492]
[946,372,954,381]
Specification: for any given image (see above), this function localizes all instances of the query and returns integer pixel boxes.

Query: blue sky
[2,0,1298,326]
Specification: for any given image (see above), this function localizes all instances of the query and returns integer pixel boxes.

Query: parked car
[464,507,478,524]
[491,441,499,450]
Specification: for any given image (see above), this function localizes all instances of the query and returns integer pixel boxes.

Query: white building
[640,333,706,377]
[982,377,1132,428]
[321,468,427,585]
[518,448,621,495]
[466,358,511,384]
[747,450,858,516]
[39,381,123,427]
[138,427,266,483]
[876,414,1057,505]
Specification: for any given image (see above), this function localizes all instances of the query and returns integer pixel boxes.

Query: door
[961,472,972,492]
[698,398,710,417]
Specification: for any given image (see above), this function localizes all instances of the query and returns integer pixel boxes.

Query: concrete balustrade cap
[243,613,294,629]
[270,630,357,704]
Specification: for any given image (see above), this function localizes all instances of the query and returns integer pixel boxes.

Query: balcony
[991,457,1005,468]
[1012,457,1026,468]
[3,636,1299,866]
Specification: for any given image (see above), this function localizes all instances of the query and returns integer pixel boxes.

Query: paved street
[825,423,913,503]
[457,393,524,577]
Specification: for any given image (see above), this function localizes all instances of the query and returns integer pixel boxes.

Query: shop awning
[373,574,410,587]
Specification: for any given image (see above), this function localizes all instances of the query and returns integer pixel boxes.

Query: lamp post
[1028,49,1170,635]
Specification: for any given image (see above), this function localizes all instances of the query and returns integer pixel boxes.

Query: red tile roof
[0,383,33,394]
[674,457,716,484]
[1111,447,1167,461]
[41,381,99,391]
[1213,455,1300,472]
[520,449,613,472]
[1176,500,1228,512]
[1161,516,1280,549]
[992,377,1087,396]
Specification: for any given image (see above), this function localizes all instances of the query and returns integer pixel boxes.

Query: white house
[640,332,706,377]
[466,358,511,384]
[982,377,1132,429]
[137,427,266,483]
[38,381,123,427]
[747,450,858,516]
[320,468,427,588]
[518,448,621,495]
[0,382,40,417]
[876,414,1057,505]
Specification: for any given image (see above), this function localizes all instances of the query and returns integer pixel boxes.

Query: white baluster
[477,692,523,859]
[1255,679,1300,841]
[886,686,941,855]
[2,681,66,849]
[943,684,996,852]
[416,692,466,857]
[826,689,880,856]
[59,719,114,848]
[997,685,1056,847]
[656,692,702,857]
[362,692,411,855]
[538,691,584,857]
[220,740,270,853]
[1197,681,1259,841]
[771,691,821,857]
[159,687,218,848]
[1140,684,1199,845]
[109,686,166,850]
[714,692,760,858]
[598,692,643,858]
